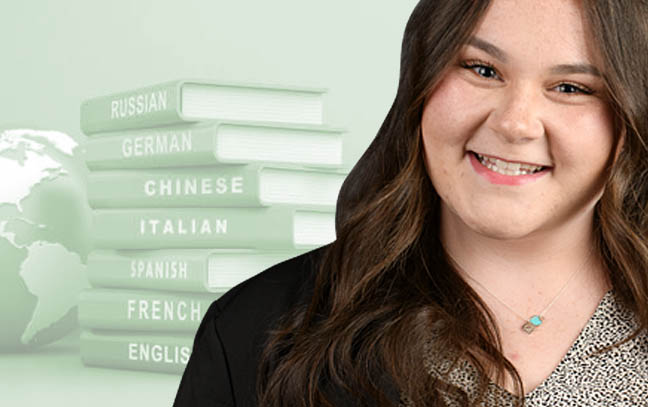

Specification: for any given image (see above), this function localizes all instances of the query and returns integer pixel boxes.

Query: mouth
[470,151,550,176]
[468,151,552,186]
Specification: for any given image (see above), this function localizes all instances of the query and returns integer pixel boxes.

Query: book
[80,329,193,374]
[78,288,217,332]
[86,165,347,209]
[82,121,344,169]
[92,207,336,250]
[87,249,306,292]
[80,79,327,134]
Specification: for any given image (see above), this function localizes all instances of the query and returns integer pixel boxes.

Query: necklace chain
[453,248,594,334]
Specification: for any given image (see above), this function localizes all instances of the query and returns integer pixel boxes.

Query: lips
[468,151,551,185]
[472,151,551,168]
[472,152,545,175]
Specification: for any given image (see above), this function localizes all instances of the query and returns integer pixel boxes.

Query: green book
[82,121,344,169]
[87,248,306,292]
[80,329,193,374]
[78,288,218,332]
[80,79,327,134]
[92,207,336,250]
[87,165,347,209]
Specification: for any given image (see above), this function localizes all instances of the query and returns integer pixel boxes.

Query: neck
[440,205,610,298]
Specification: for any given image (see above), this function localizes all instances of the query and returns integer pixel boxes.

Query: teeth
[475,153,544,176]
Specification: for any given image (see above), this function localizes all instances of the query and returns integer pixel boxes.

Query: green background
[0,0,418,405]
[2,0,418,167]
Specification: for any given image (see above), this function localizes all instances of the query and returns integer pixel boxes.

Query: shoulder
[212,244,326,324]
[175,245,328,407]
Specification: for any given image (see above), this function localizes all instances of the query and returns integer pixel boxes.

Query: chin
[441,201,546,242]
[464,214,539,241]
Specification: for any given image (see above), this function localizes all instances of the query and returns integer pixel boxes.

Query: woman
[174,0,648,405]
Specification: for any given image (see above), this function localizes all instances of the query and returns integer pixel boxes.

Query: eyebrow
[466,36,601,77]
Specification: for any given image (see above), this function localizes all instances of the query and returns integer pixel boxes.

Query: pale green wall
[0,1,419,406]
[1,0,419,167]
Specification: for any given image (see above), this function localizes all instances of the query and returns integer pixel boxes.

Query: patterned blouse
[406,289,648,406]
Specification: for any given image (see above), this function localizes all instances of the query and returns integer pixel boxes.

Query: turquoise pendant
[521,315,543,334]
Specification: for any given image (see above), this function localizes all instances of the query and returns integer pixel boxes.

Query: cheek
[555,105,616,172]
[420,77,481,193]
[421,74,482,147]
[586,104,616,153]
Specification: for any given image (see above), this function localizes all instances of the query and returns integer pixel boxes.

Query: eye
[460,59,501,80]
[554,82,595,95]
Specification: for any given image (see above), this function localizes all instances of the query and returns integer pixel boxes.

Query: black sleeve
[173,302,234,407]
[172,248,325,407]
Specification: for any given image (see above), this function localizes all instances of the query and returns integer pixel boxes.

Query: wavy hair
[257,1,648,405]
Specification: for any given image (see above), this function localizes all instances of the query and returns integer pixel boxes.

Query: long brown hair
[257,1,648,405]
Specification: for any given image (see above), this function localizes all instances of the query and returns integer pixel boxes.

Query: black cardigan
[172,245,402,406]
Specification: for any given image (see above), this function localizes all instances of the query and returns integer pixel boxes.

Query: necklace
[456,249,593,335]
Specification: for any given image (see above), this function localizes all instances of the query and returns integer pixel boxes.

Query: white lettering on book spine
[139,218,228,235]
[110,90,168,119]
[121,131,192,158]
[126,299,203,321]
[128,342,191,365]
[143,176,244,196]
[129,260,188,280]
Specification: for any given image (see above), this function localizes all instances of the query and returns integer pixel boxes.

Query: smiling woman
[173,1,648,406]
[424,0,616,246]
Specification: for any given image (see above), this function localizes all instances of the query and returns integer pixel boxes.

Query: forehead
[470,0,599,65]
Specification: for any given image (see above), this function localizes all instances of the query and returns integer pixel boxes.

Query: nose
[487,83,545,143]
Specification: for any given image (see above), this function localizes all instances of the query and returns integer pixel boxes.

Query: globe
[0,128,91,351]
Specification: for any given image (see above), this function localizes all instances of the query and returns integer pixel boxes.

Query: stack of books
[78,79,346,374]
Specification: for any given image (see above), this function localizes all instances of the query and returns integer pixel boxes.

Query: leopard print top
[403,289,648,406]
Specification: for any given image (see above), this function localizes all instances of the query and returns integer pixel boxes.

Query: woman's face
[421,0,617,240]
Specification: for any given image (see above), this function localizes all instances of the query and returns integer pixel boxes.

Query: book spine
[80,330,193,374]
[83,123,220,170]
[87,165,261,208]
[78,289,217,332]
[87,250,212,292]
[92,207,296,249]
[81,80,184,134]
[87,249,305,292]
